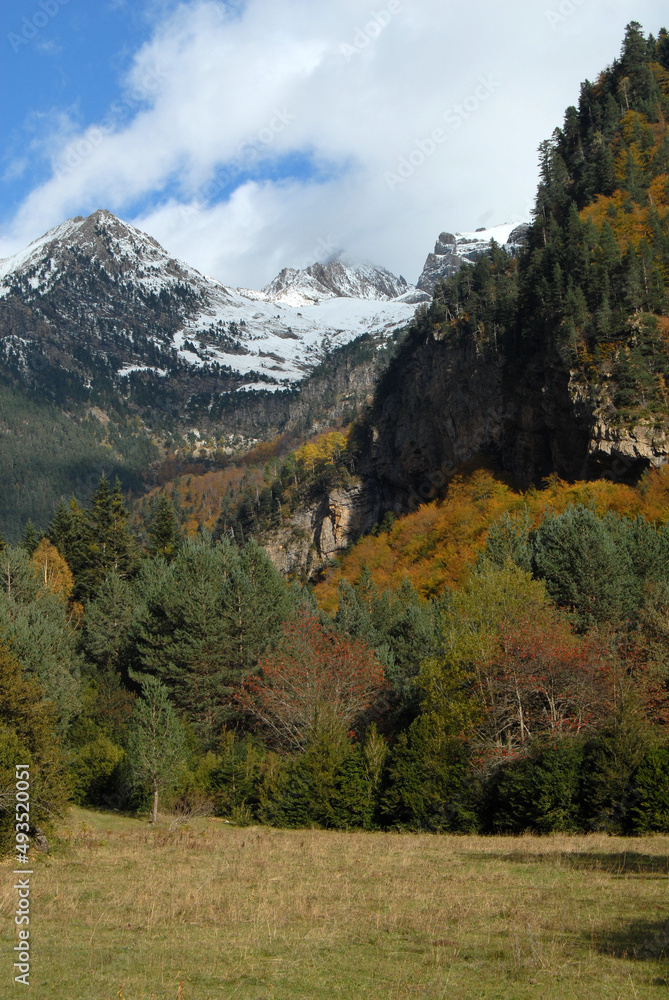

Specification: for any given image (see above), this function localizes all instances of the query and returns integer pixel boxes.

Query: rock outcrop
[354,324,666,523]
[261,480,378,580]
[262,257,422,306]
[417,222,530,293]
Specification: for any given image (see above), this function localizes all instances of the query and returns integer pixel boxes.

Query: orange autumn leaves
[315,464,669,610]
[30,538,74,600]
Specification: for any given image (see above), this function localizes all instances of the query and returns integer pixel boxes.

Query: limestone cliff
[416,223,529,293]
[354,322,667,524]
[260,480,376,580]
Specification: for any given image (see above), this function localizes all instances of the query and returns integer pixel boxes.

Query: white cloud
[0,0,664,286]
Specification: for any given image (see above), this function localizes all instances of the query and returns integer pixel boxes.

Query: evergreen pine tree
[128,539,233,745]
[629,744,669,833]
[0,549,82,728]
[380,714,478,832]
[658,27,669,71]
[485,738,585,834]
[126,677,187,823]
[21,520,39,556]
[148,493,180,561]
[331,745,375,830]
[530,505,635,630]
[109,477,135,577]
[220,539,296,680]
[82,572,136,672]
[620,21,650,81]
[48,499,71,556]
[48,498,90,590]
[333,580,376,645]
[79,475,135,599]
[128,538,292,747]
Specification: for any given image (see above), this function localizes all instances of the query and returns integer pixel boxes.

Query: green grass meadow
[1,807,668,999]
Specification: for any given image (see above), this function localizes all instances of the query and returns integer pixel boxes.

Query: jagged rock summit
[262,256,423,307]
[417,222,530,292]
[0,210,423,393]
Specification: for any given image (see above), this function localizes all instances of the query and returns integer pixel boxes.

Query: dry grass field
[1,807,669,999]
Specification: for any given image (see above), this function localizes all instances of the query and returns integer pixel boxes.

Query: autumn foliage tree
[30,538,74,602]
[478,610,611,754]
[239,610,387,751]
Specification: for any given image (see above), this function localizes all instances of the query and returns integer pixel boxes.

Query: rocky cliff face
[262,257,423,306]
[417,223,529,293]
[208,326,405,440]
[261,480,377,580]
[359,327,504,508]
[354,324,664,523]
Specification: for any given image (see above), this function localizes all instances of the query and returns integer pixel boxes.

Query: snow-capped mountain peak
[0,211,425,394]
[417,222,530,292]
[0,209,197,300]
[262,257,411,307]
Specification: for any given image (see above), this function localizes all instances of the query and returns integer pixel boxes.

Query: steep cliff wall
[260,480,377,580]
[213,333,396,438]
[354,323,666,522]
[357,326,504,506]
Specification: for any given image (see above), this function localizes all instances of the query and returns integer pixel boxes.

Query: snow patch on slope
[0,210,426,390]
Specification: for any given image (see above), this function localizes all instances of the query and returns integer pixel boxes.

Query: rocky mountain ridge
[0,210,423,408]
[261,257,422,306]
[417,222,530,292]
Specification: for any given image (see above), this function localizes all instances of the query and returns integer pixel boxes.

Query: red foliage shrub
[237,610,386,751]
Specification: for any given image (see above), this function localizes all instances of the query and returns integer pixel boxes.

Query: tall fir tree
[126,677,187,823]
[148,492,180,561]
[21,520,39,556]
[78,474,135,600]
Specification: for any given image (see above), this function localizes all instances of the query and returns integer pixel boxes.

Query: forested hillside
[134,426,354,545]
[357,22,669,502]
[0,384,158,539]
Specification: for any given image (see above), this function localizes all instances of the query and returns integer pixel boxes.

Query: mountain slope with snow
[0,211,425,397]
[262,258,414,306]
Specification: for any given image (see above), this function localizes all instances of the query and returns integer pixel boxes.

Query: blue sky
[0,0,665,287]
[2,4,153,203]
